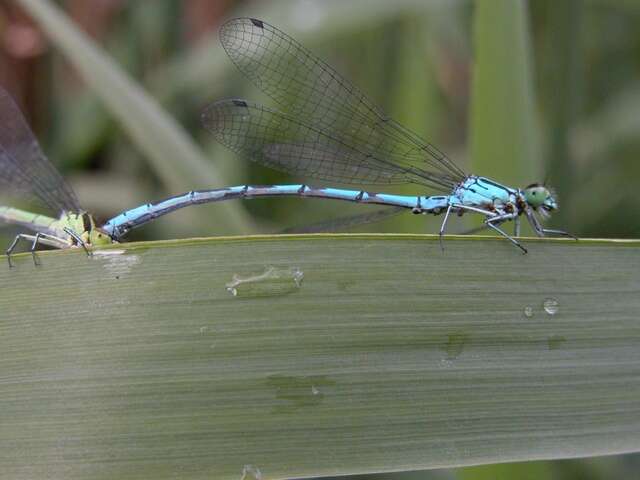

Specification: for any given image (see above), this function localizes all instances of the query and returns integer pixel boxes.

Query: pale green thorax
[59,211,113,247]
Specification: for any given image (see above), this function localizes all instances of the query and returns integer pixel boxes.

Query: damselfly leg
[485,221,528,254]
[525,209,577,240]
[63,227,92,257]
[484,211,527,254]
[6,232,68,268]
[440,203,512,252]
[540,228,578,239]
[438,204,454,252]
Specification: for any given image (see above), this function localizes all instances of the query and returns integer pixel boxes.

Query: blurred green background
[0,0,638,478]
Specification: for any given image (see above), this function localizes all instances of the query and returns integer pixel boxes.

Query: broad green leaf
[15,0,252,234]
[1,235,639,479]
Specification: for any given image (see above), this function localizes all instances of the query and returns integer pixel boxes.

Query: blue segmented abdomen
[101,184,452,238]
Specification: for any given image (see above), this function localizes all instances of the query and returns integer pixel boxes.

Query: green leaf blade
[1,235,639,479]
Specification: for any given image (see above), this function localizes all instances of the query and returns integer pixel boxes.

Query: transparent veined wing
[202,99,456,191]
[0,87,80,213]
[218,17,466,190]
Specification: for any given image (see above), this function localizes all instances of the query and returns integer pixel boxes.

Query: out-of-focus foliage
[0,0,639,478]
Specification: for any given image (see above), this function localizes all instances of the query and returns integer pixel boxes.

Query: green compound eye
[523,184,557,211]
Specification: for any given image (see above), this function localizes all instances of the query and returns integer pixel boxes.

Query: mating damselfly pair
[0,17,574,266]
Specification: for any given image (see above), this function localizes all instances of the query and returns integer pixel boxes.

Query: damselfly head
[88,227,114,246]
[523,183,558,217]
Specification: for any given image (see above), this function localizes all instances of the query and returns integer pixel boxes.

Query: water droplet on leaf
[226,266,304,298]
[543,298,559,316]
[241,465,262,480]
